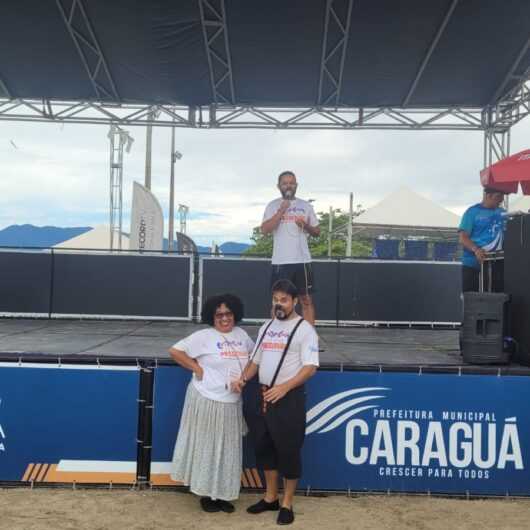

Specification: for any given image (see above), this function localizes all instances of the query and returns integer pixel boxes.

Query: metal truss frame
[483,127,510,168]
[108,126,133,250]
[0,67,527,133]
[56,0,120,101]
[488,68,530,132]
[198,0,235,105]
[0,76,11,99]
[482,64,530,167]
[318,0,353,106]
[0,99,489,130]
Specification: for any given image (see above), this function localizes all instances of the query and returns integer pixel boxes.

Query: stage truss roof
[0,0,529,130]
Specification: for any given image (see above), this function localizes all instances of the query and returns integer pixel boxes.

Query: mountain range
[0,225,250,254]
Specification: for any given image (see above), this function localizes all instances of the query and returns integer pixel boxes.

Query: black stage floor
[0,318,462,366]
[0,318,526,373]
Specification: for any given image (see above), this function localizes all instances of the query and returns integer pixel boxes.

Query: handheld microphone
[284,190,294,200]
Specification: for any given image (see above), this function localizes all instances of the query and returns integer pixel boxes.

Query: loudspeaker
[504,214,530,365]
[462,292,509,364]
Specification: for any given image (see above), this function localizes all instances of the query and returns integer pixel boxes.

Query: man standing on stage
[458,186,506,292]
[262,171,320,325]
[233,279,319,525]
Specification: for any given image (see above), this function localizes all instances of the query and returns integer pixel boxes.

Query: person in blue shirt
[458,187,506,292]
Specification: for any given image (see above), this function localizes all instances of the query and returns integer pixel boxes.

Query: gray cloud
[1,116,529,245]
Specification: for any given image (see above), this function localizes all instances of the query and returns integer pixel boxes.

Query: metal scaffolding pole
[108,125,133,250]
[168,126,175,251]
[168,129,183,251]
[145,122,153,190]
[347,192,353,257]
[178,204,189,235]
[483,108,511,209]
[328,206,334,257]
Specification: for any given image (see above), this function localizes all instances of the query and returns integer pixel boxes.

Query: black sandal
[200,497,221,513]
[277,506,295,525]
[247,498,280,514]
[216,499,235,513]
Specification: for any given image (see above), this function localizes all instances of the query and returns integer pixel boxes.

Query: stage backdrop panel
[338,260,462,323]
[0,250,52,316]
[150,366,530,495]
[51,252,193,319]
[199,257,339,322]
[301,371,530,495]
[200,257,271,320]
[505,214,530,363]
[0,363,139,483]
[150,366,192,484]
[309,260,339,322]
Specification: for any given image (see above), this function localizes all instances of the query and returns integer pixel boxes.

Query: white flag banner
[130,181,164,251]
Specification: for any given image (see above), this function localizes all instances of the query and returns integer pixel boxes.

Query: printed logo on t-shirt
[216,339,248,359]
[281,205,307,224]
[261,329,289,351]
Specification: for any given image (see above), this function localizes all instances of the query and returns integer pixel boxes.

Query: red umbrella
[480,149,530,195]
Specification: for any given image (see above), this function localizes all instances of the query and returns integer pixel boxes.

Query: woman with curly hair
[169,293,253,513]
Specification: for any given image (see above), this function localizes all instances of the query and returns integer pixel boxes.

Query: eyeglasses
[214,311,234,320]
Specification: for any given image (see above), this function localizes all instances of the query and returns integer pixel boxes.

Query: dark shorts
[245,384,306,480]
[270,263,315,295]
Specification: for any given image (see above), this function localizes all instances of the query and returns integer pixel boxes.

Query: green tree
[244,209,372,257]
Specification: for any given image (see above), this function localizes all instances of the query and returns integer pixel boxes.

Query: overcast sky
[0,116,528,246]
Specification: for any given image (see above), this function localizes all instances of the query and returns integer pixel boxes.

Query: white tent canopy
[509,195,530,213]
[54,225,130,250]
[352,187,460,240]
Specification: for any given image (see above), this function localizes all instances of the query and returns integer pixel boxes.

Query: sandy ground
[1,489,530,530]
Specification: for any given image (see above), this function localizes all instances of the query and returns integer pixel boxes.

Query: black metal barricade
[199,256,462,325]
[0,249,53,316]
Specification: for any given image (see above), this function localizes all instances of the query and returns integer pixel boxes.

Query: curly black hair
[201,293,244,326]
[271,279,299,298]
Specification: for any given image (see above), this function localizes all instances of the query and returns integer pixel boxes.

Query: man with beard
[232,279,319,525]
[262,171,320,325]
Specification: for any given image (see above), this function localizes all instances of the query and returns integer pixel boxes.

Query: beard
[281,189,296,199]
[274,304,291,320]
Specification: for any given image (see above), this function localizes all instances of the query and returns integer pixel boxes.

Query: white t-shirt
[253,317,319,386]
[263,197,318,265]
[171,327,254,403]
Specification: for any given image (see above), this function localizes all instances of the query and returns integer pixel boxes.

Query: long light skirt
[170,382,244,501]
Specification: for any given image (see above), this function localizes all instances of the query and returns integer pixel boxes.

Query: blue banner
[153,366,530,495]
[301,371,530,495]
[0,364,139,483]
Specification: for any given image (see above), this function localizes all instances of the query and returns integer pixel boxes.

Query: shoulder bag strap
[269,317,304,388]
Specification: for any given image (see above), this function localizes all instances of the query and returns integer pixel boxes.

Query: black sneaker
[277,507,295,525]
[247,498,280,514]
[216,499,235,513]
[200,497,220,513]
